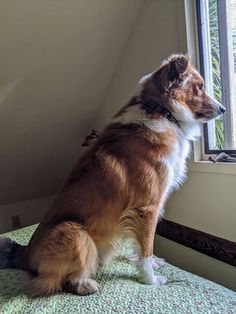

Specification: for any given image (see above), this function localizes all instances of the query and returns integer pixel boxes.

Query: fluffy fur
[0,54,224,296]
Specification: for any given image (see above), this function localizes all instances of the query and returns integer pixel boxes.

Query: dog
[0,54,225,296]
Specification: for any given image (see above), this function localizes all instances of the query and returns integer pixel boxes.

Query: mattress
[0,225,235,314]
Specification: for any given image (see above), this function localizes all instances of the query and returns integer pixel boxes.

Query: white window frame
[196,0,236,154]
[184,0,236,173]
[197,0,236,156]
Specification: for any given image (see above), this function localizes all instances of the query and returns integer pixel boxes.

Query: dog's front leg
[135,207,168,286]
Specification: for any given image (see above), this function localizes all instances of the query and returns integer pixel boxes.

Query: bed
[0,225,235,314]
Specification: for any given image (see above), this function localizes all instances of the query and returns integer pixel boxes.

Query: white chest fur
[164,137,191,199]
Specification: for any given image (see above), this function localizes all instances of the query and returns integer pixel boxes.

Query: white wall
[158,164,236,291]
[165,169,236,242]
[0,0,143,205]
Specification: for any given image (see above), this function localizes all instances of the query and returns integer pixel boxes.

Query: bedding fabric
[0,225,235,314]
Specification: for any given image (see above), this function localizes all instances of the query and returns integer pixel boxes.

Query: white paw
[152,256,166,270]
[154,275,168,285]
[75,279,100,295]
[139,274,168,286]
[125,254,139,262]
[137,256,168,286]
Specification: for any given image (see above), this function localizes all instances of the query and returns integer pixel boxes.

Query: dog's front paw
[153,275,168,285]
[138,274,168,286]
[137,256,168,286]
[152,256,166,270]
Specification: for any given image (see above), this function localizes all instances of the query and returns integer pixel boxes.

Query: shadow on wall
[0,195,55,233]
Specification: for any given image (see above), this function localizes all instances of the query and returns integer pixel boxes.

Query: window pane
[205,0,236,151]
[230,0,236,149]
[208,0,223,150]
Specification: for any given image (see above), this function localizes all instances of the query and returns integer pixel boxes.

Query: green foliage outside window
[209,0,224,149]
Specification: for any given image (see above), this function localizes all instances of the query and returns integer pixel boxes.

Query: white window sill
[189,159,236,175]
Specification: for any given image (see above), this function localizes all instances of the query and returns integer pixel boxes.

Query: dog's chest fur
[112,102,200,205]
[164,136,190,198]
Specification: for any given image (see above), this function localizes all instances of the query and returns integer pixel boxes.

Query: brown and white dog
[0,54,225,296]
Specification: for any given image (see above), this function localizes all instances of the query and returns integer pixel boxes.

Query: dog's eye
[198,83,204,90]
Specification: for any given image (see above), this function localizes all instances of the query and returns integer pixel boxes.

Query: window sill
[189,159,236,175]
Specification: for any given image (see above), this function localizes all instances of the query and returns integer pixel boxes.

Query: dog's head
[140,54,225,123]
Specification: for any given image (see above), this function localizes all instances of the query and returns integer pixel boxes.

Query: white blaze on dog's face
[140,55,225,123]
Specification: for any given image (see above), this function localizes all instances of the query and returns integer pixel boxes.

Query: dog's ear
[155,54,190,91]
[168,55,189,81]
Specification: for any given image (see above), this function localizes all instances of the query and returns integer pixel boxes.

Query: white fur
[171,100,200,140]
[162,139,190,203]
[126,255,165,270]
[139,72,153,84]
[137,257,167,285]
[161,103,200,202]
[144,118,175,133]
[112,105,146,125]
[152,256,166,270]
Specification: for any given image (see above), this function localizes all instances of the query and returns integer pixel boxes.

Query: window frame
[196,0,236,156]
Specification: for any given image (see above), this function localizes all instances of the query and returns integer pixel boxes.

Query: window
[197,0,236,155]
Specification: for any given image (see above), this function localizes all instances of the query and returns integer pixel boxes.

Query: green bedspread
[0,225,235,314]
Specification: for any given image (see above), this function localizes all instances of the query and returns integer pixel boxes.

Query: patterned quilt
[0,225,235,314]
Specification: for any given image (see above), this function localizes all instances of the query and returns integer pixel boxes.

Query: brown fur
[25,122,171,295]
[27,222,98,295]
[6,54,223,296]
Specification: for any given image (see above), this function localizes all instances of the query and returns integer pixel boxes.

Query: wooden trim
[156,219,236,267]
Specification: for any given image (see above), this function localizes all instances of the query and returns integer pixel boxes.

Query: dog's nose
[212,98,225,115]
[219,106,225,114]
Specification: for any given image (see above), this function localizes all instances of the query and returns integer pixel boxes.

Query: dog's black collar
[135,96,180,127]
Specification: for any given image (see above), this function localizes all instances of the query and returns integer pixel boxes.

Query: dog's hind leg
[27,222,99,296]
[63,273,100,295]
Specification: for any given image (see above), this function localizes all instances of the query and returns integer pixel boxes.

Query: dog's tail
[0,237,28,270]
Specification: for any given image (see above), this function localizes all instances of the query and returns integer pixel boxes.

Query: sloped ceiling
[0,0,143,204]
[95,0,187,128]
